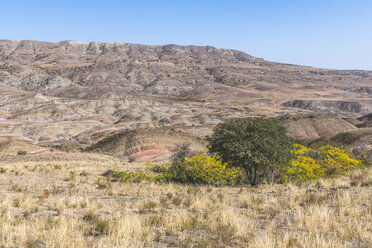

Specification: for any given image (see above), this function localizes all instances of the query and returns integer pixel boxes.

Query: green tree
[208,117,294,186]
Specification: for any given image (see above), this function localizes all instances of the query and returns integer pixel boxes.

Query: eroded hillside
[0,40,371,160]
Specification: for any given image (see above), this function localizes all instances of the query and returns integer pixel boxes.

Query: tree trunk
[243,166,253,186]
[243,165,260,186]
[253,165,258,186]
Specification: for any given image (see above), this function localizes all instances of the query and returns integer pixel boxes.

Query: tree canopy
[208,117,294,186]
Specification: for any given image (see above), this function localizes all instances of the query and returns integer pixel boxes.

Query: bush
[130,169,152,182]
[111,170,132,182]
[103,169,152,183]
[159,154,241,185]
[286,144,363,182]
[319,145,362,174]
[17,150,27,156]
[286,144,324,181]
[208,117,294,186]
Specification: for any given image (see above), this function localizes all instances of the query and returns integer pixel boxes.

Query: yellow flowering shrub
[318,145,362,176]
[286,144,363,182]
[161,154,241,185]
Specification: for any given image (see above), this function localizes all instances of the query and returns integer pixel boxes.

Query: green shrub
[17,150,27,156]
[105,169,152,183]
[111,170,132,182]
[130,169,152,182]
[150,164,169,173]
[158,154,241,185]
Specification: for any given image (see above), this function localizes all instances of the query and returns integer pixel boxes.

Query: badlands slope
[0,40,371,160]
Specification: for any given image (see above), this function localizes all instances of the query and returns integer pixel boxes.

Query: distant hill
[0,39,371,161]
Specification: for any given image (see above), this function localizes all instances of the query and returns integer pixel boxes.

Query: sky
[1,0,372,70]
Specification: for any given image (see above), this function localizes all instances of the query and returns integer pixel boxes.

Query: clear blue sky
[1,0,371,70]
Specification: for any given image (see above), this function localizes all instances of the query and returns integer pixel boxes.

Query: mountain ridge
[3,39,372,71]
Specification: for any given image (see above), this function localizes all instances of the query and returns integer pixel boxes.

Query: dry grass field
[0,158,371,248]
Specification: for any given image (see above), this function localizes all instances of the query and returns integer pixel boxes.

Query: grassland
[0,159,371,247]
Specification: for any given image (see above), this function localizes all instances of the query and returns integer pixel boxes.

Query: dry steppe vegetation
[0,159,371,247]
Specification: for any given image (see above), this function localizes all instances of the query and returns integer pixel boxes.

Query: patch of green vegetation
[17,150,27,156]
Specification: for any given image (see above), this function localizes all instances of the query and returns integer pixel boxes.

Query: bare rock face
[0,39,371,160]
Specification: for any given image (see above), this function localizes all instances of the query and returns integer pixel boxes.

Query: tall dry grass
[0,160,371,247]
